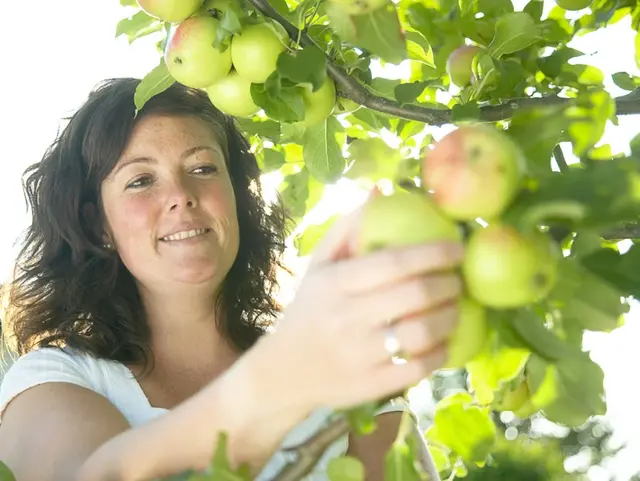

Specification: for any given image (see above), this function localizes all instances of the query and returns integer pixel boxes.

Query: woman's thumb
[308,186,381,267]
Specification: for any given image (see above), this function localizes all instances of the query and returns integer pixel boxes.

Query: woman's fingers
[307,204,367,268]
[321,241,464,296]
[308,188,384,268]
[343,273,462,327]
[365,303,459,365]
[373,343,450,397]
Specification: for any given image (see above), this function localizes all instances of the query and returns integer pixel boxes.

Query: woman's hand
[271,203,464,413]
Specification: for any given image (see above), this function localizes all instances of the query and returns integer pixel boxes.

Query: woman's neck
[135,282,239,377]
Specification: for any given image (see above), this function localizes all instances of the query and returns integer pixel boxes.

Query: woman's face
[100,114,240,292]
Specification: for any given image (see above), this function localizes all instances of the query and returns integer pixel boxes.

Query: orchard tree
[3,0,640,480]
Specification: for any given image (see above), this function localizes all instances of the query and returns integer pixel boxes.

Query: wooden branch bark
[270,416,351,481]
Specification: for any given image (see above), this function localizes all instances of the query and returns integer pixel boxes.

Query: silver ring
[383,326,402,359]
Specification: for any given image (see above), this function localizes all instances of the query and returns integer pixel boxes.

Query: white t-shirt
[0,346,411,480]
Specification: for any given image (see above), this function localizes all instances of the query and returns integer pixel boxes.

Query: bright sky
[1,0,639,479]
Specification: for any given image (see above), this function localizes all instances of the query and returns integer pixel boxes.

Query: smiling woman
[0,78,458,481]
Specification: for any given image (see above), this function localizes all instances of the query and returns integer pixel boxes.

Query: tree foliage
[3,0,640,479]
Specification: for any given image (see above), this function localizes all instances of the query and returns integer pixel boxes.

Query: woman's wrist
[213,332,315,467]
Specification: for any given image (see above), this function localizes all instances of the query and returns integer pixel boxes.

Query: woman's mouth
[159,228,212,242]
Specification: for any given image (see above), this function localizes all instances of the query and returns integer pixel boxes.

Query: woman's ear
[82,202,114,249]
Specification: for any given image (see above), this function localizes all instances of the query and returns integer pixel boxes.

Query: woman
[0,78,462,481]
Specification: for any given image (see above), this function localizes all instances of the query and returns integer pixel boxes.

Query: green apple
[463,224,560,309]
[555,0,593,10]
[422,124,526,221]
[137,0,204,23]
[446,45,481,88]
[443,296,487,369]
[327,0,388,15]
[356,190,462,254]
[299,77,337,126]
[206,70,260,117]
[164,15,233,89]
[230,22,288,84]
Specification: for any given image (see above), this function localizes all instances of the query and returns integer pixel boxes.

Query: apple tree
[2,0,636,479]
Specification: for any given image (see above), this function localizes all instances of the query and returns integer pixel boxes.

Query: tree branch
[602,223,640,240]
[270,415,351,481]
[246,0,640,126]
[553,144,569,173]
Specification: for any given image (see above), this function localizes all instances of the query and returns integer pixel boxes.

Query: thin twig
[270,416,352,481]
[553,144,569,173]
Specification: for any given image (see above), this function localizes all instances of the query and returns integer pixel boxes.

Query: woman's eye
[126,175,153,189]
[193,165,218,175]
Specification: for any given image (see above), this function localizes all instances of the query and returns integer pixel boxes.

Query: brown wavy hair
[1,77,290,371]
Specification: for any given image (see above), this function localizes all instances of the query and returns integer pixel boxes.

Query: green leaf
[394,82,428,105]
[467,328,531,405]
[115,10,159,43]
[580,245,640,298]
[267,0,297,24]
[278,169,312,221]
[451,101,480,122]
[477,0,514,16]
[294,214,340,256]
[120,0,138,6]
[537,47,585,78]
[384,437,428,481]
[426,392,497,464]
[508,309,581,362]
[250,83,306,123]
[560,64,605,87]
[327,456,365,481]
[523,0,544,20]
[345,402,379,435]
[134,59,175,114]
[550,256,627,332]
[566,89,616,157]
[427,445,451,474]
[303,116,346,183]
[345,137,403,181]
[635,30,640,70]
[262,148,285,172]
[612,71,640,91]
[505,106,568,175]
[276,44,328,91]
[405,31,435,66]
[488,12,540,58]
[0,461,16,481]
[532,354,607,427]
[234,118,281,143]
[350,108,391,130]
[213,8,243,50]
[208,432,252,481]
[327,4,407,65]
[506,157,640,233]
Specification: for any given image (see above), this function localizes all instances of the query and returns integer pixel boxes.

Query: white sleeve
[0,347,94,424]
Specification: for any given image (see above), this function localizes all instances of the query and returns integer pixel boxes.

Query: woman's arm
[0,335,311,481]
[79,334,311,481]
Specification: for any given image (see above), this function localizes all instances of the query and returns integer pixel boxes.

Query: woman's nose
[166,177,198,212]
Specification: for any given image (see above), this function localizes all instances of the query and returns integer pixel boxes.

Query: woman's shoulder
[0,346,156,426]
[0,346,104,418]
